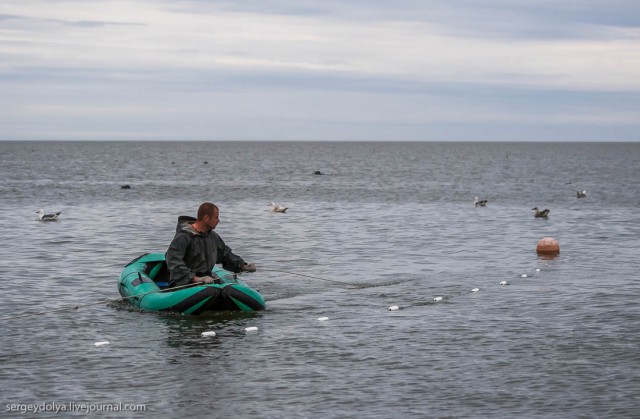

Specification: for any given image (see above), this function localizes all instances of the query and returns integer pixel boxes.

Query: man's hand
[241,263,257,273]
[194,275,215,284]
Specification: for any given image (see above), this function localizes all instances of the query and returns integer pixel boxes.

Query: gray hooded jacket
[165,216,246,287]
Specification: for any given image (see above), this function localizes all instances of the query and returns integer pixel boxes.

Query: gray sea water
[1,141,639,418]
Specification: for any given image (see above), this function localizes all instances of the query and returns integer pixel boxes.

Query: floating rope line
[259,268,420,289]
[2,267,433,321]
[0,281,204,322]
[259,268,356,287]
[385,265,549,311]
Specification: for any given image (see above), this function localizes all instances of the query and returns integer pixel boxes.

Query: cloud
[0,0,639,141]
[3,1,639,89]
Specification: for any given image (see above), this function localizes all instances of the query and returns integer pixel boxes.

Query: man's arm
[214,234,250,273]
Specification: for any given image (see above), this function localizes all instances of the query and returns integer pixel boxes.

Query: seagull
[532,207,550,218]
[576,190,587,198]
[268,202,288,213]
[36,209,62,221]
[474,196,488,207]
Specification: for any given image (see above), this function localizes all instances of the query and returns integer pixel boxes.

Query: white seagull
[268,202,288,213]
[36,209,62,221]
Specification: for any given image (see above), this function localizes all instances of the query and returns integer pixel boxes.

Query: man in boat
[166,202,256,287]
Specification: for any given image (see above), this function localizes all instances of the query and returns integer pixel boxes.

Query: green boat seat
[145,261,171,288]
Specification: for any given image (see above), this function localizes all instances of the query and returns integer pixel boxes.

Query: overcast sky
[1,0,639,141]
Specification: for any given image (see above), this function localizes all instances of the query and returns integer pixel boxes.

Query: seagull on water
[36,209,62,221]
[576,190,587,198]
[268,202,288,213]
[531,207,550,218]
[474,196,488,207]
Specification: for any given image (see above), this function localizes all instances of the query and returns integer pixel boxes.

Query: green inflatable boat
[118,253,265,314]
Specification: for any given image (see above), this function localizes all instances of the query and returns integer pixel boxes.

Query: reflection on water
[537,253,560,261]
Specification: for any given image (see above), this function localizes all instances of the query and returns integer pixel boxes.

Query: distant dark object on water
[532,207,550,218]
[204,161,208,164]
[576,190,587,198]
[474,196,487,207]
[171,161,175,164]
[121,185,131,189]
[313,170,324,175]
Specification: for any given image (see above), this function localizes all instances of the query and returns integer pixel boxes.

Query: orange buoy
[536,237,560,254]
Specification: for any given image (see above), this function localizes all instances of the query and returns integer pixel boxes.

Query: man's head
[196,202,220,231]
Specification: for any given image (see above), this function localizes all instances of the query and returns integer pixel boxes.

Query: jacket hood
[176,215,198,235]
